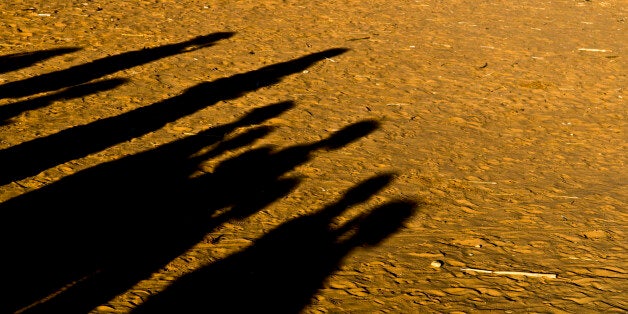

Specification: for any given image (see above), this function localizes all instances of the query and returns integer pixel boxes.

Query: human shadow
[0,78,128,125]
[132,175,418,314]
[0,48,348,186]
[0,47,81,75]
[1,96,381,314]
[2,101,288,313]
[0,32,233,99]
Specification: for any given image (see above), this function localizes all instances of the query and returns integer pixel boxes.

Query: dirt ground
[0,0,626,313]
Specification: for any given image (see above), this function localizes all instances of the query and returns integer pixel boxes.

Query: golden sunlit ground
[1,1,625,313]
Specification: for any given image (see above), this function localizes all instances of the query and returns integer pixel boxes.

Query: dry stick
[15,270,101,313]
[578,48,610,52]
[461,267,557,279]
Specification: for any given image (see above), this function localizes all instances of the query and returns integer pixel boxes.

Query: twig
[578,48,610,52]
[461,267,557,279]
[15,270,101,313]
[468,180,497,185]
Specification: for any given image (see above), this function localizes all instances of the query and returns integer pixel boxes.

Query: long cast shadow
[2,101,288,313]
[132,175,418,314]
[0,47,81,75]
[0,48,348,186]
[0,78,128,125]
[1,94,380,314]
[0,32,233,99]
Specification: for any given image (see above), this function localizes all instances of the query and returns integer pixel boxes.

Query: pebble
[431,260,444,268]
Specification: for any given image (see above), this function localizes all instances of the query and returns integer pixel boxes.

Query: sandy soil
[1,0,626,313]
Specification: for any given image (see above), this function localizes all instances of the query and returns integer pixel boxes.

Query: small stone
[431,260,443,268]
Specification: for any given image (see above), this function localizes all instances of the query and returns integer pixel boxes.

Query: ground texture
[0,0,626,313]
